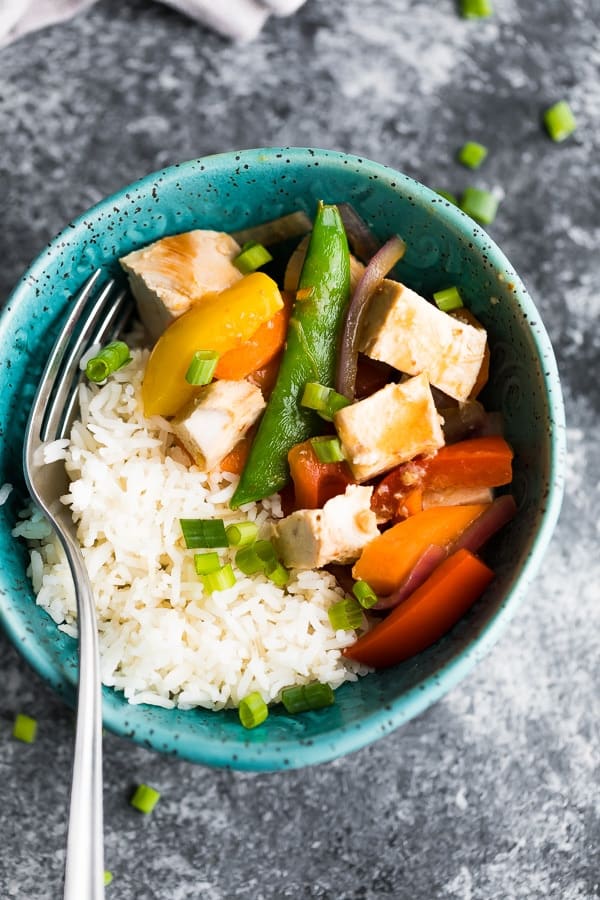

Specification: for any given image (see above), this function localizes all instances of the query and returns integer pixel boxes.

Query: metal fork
[23,270,129,900]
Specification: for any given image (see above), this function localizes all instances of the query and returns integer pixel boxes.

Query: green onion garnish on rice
[310,436,346,464]
[281,682,335,714]
[85,341,131,383]
[193,552,221,576]
[328,597,364,631]
[180,518,228,548]
[202,563,236,593]
[130,784,161,814]
[352,580,379,609]
[264,559,290,587]
[301,382,351,421]
[226,521,259,547]
[233,241,273,275]
[433,286,464,313]
[184,350,219,386]
[235,545,266,575]
[12,713,38,743]
[238,692,269,729]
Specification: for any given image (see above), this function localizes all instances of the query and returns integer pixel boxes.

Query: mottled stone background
[0,1,598,898]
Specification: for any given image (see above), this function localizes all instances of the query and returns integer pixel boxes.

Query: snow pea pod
[230,202,351,508]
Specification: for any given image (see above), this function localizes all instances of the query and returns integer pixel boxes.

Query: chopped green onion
[238,691,269,729]
[460,0,493,18]
[235,545,266,575]
[301,382,351,421]
[281,682,335,714]
[544,100,576,142]
[185,350,219,386]
[254,540,278,562]
[104,871,113,887]
[310,436,346,464]
[460,187,500,226]
[12,713,37,743]
[435,189,458,205]
[180,518,228,548]
[226,521,259,547]
[130,783,161,814]
[85,341,131,383]
[457,141,488,169]
[433,286,464,313]
[193,552,221,576]
[352,580,379,609]
[202,563,236,593]
[328,597,364,631]
[234,241,273,274]
[265,558,290,587]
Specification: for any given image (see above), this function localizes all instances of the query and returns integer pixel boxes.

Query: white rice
[14,350,371,710]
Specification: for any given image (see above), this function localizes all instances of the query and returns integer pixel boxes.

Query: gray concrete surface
[0,0,598,897]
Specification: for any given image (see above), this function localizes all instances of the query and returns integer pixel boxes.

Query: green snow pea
[230,201,351,508]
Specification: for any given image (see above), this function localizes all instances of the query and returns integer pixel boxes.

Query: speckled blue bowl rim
[0,148,566,770]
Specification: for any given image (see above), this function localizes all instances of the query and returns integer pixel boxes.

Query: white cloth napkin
[0,0,307,47]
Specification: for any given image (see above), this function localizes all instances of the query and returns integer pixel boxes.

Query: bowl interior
[0,148,565,769]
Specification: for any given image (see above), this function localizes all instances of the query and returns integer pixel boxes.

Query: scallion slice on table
[226,521,259,547]
[202,563,236,593]
[234,241,273,274]
[12,713,38,743]
[281,682,335,714]
[180,518,228,548]
[543,100,576,142]
[352,580,379,609]
[460,187,500,225]
[104,871,113,887]
[435,189,458,205]
[457,141,488,169]
[130,783,161,814]
[301,382,351,421]
[460,0,493,18]
[238,692,269,729]
[310,436,346,464]
[193,552,221,575]
[328,597,364,631]
[433,286,464,312]
[85,341,131,383]
[184,350,219,385]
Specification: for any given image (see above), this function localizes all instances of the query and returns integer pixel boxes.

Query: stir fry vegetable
[230,201,351,507]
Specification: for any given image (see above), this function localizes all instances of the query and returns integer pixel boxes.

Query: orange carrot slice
[424,436,513,491]
[352,504,489,595]
[288,440,356,509]
[344,548,494,668]
[214,291,293,381]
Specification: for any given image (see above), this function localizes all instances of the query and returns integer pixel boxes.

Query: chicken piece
[358,279,487,401]
[271,485,379,570]
[120,230,243,342]
[333,373,445,482]
[171,380,265,472]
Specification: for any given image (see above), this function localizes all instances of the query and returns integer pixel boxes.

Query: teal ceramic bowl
[0,148,566,770]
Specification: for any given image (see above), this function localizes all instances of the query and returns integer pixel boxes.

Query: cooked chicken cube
[271,485,379,570]
[358,279,487,401]
[120,230,243,342]
[171,380,265,472]
[333,373,445,482]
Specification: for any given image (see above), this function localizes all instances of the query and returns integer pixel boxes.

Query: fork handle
[62,533,105,900]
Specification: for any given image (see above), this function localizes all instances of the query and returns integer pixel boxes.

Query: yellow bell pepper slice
[142,272,284,417]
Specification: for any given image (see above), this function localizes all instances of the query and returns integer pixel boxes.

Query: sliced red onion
[336,235,406,400]
[452,494,517,554]
[337,203,381,263]
[439,400,487,443]
[373,545,447,611]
